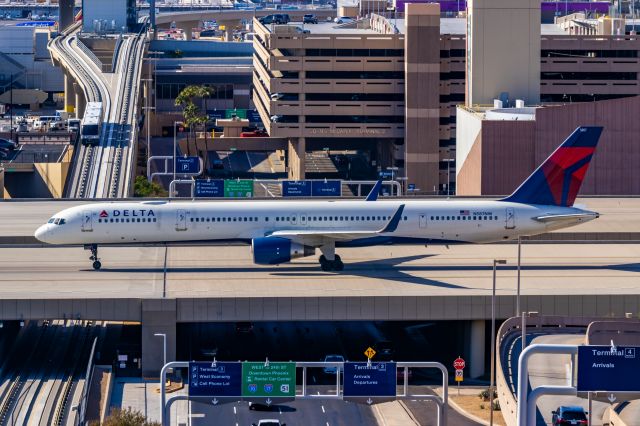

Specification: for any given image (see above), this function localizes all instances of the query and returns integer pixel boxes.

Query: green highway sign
[225,109,247,119]
[224,180,253,198]
[241,362,296,398]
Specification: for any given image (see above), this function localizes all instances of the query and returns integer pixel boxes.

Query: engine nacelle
[251,237,315,265]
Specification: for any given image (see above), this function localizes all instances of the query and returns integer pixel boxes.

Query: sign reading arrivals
[577,346,640,392]
[343,362,397,404]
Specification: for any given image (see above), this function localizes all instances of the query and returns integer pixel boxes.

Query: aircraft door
[81,211,93,232]
[300,213,308,226]
[290,214,298,225]
[176,209,188,231]
[505,208,516,229]
[419,214,427,229]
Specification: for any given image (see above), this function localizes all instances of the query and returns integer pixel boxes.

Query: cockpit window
[54,218,61,225]
[48,218,55,224]
[59,219,66,225]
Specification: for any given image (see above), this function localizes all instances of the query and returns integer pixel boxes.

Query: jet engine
[251,237,315,265]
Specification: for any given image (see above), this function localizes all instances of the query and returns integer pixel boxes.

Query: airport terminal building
[253,1,640,195]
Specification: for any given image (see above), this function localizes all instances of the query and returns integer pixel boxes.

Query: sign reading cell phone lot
[242,362,296,403]
[343,362,397,404]
[578,346,640,392]
[189,362,242,404]
[195,179,224,197]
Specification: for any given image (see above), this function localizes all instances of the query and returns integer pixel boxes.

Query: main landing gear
[85,244,101,270]
[319,243,344,271]
[320,255,344,271]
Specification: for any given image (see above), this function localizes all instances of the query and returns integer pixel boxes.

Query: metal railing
[160,360,448,426]
[75,38,111,74]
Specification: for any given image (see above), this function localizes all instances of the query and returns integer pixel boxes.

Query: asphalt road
[185,397,377,426]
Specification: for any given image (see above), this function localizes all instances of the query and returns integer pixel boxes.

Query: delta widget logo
[99,210,108,218]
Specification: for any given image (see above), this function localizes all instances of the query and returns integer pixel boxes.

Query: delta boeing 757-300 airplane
[35,127,603,271]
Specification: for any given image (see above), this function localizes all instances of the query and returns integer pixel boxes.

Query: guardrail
[75,38,111,73]
[496,315,603,426]
[76,336,98,426]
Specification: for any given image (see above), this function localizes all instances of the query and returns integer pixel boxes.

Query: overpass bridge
[0,197,639,375]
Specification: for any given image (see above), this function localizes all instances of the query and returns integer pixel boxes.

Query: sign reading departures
[187,360,409,405]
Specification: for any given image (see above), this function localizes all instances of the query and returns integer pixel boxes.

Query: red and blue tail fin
[501,126,603,207]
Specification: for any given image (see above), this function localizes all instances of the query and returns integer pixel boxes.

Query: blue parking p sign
[175,156,201,175]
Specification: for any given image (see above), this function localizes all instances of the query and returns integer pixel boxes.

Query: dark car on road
[373,340,395,361]
[303,14,318,24]
[259,14,290,25]
[0,138,18,150]
[552,406,588,425]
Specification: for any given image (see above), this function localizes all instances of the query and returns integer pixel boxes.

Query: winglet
[381,204,405,233]
[365,180,382,201]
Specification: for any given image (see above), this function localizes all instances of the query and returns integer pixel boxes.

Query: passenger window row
[98,218,157,223]
[431,215,498,221]
[187,215,409,223]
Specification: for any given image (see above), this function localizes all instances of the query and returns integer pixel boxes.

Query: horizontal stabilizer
[533,212,599,223]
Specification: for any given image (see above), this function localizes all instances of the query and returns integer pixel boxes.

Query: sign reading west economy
[241,362,296,399]
[175,156,201,175]
[195,179,224,197]
[282,181,312,197]
[343,362,397,404]
[578,346,640,392]
[189,362,242,398]
[224,180,254,198]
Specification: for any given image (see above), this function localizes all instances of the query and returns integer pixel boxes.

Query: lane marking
[233,406,237,415]
[321,405,326,413]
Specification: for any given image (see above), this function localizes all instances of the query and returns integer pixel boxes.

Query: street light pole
[154,333,167,369]
[490,259,507,426]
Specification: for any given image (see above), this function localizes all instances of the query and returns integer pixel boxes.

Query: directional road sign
[241,362,296,401]
[577,345,640,392]
[224,180,253,198]
[454,357,465,370]
[311,180,342,197]
[282,180,311,197]
[364,347,376,360]
[188,362,242,403]
[343,362,397,404]
[175,156,201,175]
[195,179,224,197]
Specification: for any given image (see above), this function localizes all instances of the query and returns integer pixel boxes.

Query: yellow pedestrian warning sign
[364,347,376,360]
[455,369,463,382]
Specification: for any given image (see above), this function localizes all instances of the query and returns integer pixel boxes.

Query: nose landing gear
[84,244,101,270]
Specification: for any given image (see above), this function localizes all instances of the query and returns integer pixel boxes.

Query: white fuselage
[34,199,595,247]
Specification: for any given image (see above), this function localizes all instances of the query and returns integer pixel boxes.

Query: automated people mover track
[51,22,146,199]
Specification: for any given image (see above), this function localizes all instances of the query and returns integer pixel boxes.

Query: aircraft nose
[34,225,50,243]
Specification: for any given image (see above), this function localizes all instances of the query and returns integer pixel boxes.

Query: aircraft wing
[267,204,405,246]
[533,212,599,223]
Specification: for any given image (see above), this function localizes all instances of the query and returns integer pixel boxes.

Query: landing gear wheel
[319,255,343,271]
[320,255,332,271]
[87,244,101,270]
